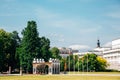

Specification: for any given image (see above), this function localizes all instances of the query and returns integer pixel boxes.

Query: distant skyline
[0,0,120,51]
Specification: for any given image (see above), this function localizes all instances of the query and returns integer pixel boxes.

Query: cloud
[35,8,79,28]
[50,33,63,37]
[35,8,59,20]
[79,26,100,34]
[103,42,112,47]
[58,38,65,42]
[49,33,65,43]
[69,44,90,50]
[35,7,101,33]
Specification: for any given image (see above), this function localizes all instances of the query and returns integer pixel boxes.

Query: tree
[66,55,78,71]
[37,37,51,62]
[0,29,11,72]
[76,58,83,71]
[9,31,21,72]
[19,21,40,73]
[50,47,61,59]
[0,29,5,72]
[18,21,51,73]
[80,53,108,72]
[83,53,98,71]
[60,58,65,71]
[13,31,21,70]
[97,56,108,71]
[0,29,20,72]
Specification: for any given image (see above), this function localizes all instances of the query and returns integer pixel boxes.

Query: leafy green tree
[79,53,108,72]
[83,53,98,71]
[50,47,61,59]
[9,31,21,71]
[97,56,108,71]
[76,58,83,71]
[12,31,21,69]
[19,21,40,73]
[0,29,20,72]
[19,21,51,73]
[37,37,51,61]
[60,53,108,72]
[60,58,65,71]
[0,29,5,71]
[0,29,12,72]
[66,55,78,71]
[66,55,73,71]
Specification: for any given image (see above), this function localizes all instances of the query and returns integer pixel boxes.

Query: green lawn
[68,71,120,74]
[0,72,120,80]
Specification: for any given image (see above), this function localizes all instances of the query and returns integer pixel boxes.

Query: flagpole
[69,49,70,74]
[78,56,79,74]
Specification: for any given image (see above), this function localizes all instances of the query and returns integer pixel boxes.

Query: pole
[82,57,84,74]
[78,56,79,74]
[69,55,70,74]
[74,55,75,74]
[87,54,88,73]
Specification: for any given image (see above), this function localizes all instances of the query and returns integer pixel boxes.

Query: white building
[73,39,120,71]
[59,48,72,58]
[103,39,120,71]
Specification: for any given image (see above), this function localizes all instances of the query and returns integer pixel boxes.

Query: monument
[32,58,60,75]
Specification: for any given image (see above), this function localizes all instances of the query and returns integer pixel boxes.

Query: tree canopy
[18,21,51,73]
[60,53,108,72]
[0,29,20,72]
[50,47,61,59]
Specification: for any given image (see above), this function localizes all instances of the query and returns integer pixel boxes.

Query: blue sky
[0,0,120,50]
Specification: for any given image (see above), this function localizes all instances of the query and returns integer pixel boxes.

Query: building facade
[73,39,120,71]
[59,48,73,58]
[103,39,120,71]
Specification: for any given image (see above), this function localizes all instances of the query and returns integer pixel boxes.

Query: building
[73,39,120,71]
[73,39,105,57]
[59,47,73,58]
[103,39,120,71]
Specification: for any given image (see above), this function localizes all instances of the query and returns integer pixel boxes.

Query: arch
[33,58,60,75]
[45,65,49,74]
[36,63,46,74]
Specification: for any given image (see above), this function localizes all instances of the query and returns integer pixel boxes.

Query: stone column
[20,67,22,75]
[33,67,36,74]
[48,65,52,75]
[8,66,11,74]
[58,63,60,74]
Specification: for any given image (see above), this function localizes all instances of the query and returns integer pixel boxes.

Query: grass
[0,72,120,80]
[68,71,120,74]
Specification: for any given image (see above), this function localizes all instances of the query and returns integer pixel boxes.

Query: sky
[0,0,120,51]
